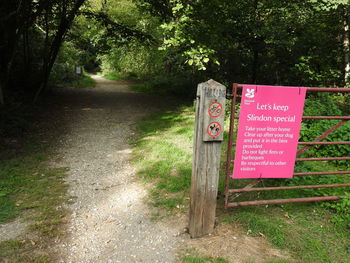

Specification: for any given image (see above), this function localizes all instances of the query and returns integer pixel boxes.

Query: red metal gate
[224,84,350,209]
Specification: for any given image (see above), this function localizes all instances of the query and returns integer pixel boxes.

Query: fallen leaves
[105,219,117,223]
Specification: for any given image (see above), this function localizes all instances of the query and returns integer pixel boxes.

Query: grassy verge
[0,109,68,262]
[133,102,350,263]
[129,83,154,94]
[102,72,140,82]
[132,105,194,213]
[222,204,350,263]
[103,71,198,99]
[70,72,96,88]
[181,248,229,263]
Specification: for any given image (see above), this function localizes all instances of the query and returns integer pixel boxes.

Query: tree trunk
[344,6,350,85]
[33,0,86,103]
[0,82,4,105]
[251,0,259,84]
[252,48,259,83]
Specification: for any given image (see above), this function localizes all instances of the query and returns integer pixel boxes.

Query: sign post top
[200,80,226,142]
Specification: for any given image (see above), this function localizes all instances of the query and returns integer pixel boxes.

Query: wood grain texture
[189,80,226,238]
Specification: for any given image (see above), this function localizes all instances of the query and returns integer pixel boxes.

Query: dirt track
[52,75,188,262]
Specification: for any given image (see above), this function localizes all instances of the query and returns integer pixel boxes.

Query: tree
[0,0,87,104]
[33,0,86,102]
[0,0,47,104]
[140,0,348,87]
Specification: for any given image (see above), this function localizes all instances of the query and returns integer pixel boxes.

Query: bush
[49,42,83,85]
[99,44,165,80]
[299,93,350,161]
[139,75,198,99]
[322,195,350,229]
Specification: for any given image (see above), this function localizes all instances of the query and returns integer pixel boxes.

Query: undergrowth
[69,72,96,88]
[103,72,140,82]
[129,75,197,99]
[132,105,194,213]
[0,104,69,262]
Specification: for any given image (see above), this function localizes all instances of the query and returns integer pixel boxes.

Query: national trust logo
[245,88,255,98]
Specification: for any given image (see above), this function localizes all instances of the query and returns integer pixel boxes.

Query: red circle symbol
[208,102,223,118]
[207,122,222,138]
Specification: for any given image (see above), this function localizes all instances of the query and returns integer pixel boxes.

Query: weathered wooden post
[189,79,226,238]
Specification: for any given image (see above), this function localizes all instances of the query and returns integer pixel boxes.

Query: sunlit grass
[133,106,194,211]
[222,204,350,263]
[133,101,350,263]
[180,248,229,263]
[0,135,69,262]
[70,72,96,88]
[103,71,139,82]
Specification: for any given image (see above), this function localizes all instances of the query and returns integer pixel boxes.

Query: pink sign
[232,85,306,179]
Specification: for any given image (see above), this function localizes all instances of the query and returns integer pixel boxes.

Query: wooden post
[189,79,226,238]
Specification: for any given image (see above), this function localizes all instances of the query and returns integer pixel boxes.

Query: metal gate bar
[294,171,350,176]
[224,84,350,209]
[296,157,350,161]
[298,142,350,145]
[229,183,350,193]
[226,196,346,208]
[297,120,349,155]
[230,157,350,162]
[233,116,350,119]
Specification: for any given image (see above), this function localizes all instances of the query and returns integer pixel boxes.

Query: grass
[182,255,228,263]
[129,83,154,94]
[133,102,350,263]
[0,240,50,263]
[132,105,194,212]
[222,204,350,263]
[70,72,96,88]
[0,109,69,262]
[180,248,229,263]
[103,71,140,82]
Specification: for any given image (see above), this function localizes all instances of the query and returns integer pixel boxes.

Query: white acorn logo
[245,88,255,98]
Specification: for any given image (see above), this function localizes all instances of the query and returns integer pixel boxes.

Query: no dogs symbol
[208,102,223,118]
[207,122,222,138]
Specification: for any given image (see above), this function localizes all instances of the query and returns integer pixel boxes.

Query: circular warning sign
[208,102,223,118]
[207,122,222,138]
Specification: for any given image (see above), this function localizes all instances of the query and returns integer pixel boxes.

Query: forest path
[53,75,188,263]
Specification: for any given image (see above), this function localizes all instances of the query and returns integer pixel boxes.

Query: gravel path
[53,76,188,263]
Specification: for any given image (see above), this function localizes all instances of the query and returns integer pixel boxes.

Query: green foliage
[129,75,198,99]
[182,256,228,263]
[0,108,69,262]
[299,93,350,160]
[49,42,85,86]
[79,0,164,80]
[0,145,68,226]
[69,72,96,88]
[230,211,286,247]
[180,248,229,263]
[144,0,347,86]
[322,195,350,228]
[0,0,88,103]
[226,206,350,263]
[99,44,164,79]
